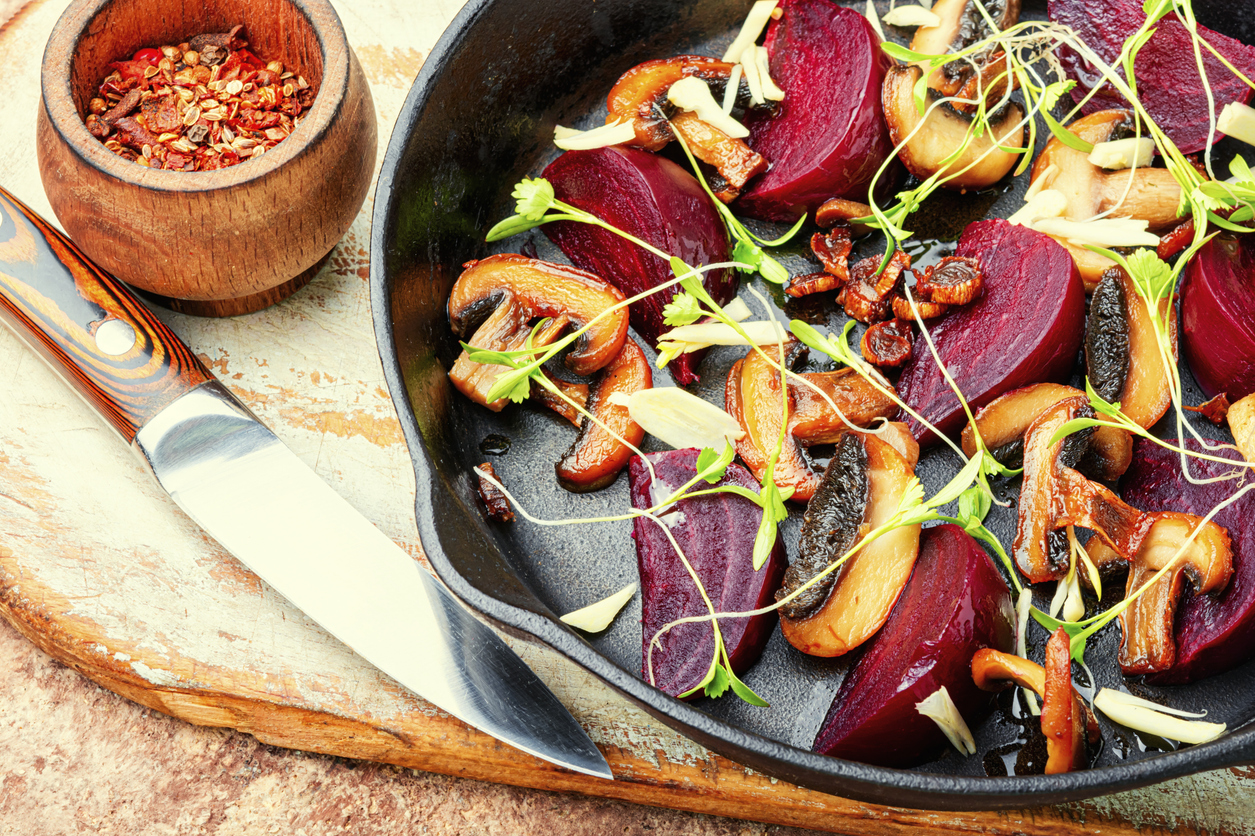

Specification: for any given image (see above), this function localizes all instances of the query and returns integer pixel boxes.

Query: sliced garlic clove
[1094,689,1226,745]
[882,5,942,28]
[616,387,744,451]
[916,686,977,755]
[560,583,637,632]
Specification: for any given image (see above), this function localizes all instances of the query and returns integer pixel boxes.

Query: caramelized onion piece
[810,224,854,279]
[725,340,898,502]
[1184,392,1231,425]
[915,256,984,306]
[861,319,914,368]
[1087,512,1233,675]
[844,250,910,323]
[787,271,844,299]
[960,383,1132,480]
[892,293,949,321]
[779,432,922,656]
[556,337,652,492]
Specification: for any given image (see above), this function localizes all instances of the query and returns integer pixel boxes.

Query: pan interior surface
[369,0,1255,809]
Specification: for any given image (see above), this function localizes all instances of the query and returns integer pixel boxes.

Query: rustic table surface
[2,0,1255,833]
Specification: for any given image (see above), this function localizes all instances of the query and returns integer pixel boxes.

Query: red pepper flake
[85,25,316,172]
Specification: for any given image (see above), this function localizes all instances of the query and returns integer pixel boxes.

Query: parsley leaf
[512,177,555,220]
[662,291,703,327]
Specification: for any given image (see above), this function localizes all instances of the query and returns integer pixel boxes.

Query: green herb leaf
[1042,108,1095,154]
[1048,416,1113,446]
[727,669,770,707]
[462,343,523,368]
[1084,376,1127,419]
[1030,608,1090,663]
[696,443,735,484]
[662,291,703,327]
[958,485,992,528]
[732,238,766,273]
[512,177,556,221]
[704,663,731,699]
[926,454,984,510]
[484,367,535,405]
[486,214,546,241]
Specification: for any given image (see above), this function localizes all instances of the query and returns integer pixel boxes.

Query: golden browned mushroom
[777,431,922,657]
[556,337,652,492]
[882,64,1026,191]
[960,383,1133,481]
[1086,512,1233,675]
[1013,395,1152,583]
[605,55,770,200]
[972,641,1100,774]
[1086,266,1177,429]
[1029,110,1184,290]
[815,197,875,234]
[842,250,911,324]
[447,254,628,410]
[791,225,854,299]
[1229,392,1255,462]
[725,340,899,501]
[531,373,590,427]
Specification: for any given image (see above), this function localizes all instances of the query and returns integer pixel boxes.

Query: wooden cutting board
[3,0,1255,832]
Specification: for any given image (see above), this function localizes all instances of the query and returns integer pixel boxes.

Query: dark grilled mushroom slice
[1085,266,1177,429]
[972,643,1100,774]
[605,55,769,200]
[1085,512,1233,675]
[1029,110,1184,290]
[778,432,922,657]
[1013,395,1152,583]
[815,197,874,234]
[960,383,1133,480]
[725,340,899,502]
[475,463,514,522]
[556,337,652,492]
[447,254,629,410]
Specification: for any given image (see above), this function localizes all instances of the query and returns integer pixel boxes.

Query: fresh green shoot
[662,291,704,327]
[668,124,806,285]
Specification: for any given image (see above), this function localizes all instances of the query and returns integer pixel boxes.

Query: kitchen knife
[0,186,612,780]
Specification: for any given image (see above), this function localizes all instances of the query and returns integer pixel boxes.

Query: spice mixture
[85,25,317,171]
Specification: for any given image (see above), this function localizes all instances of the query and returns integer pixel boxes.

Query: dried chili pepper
[85,25,317,172]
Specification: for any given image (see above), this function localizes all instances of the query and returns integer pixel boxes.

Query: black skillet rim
[368,0,1255,810]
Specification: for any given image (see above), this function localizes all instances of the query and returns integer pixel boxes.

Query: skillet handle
[0,187,212,444]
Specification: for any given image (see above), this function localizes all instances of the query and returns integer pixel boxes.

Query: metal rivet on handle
[95,318,137,356]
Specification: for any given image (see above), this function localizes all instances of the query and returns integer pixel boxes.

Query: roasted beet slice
[543,147,734,385]
[811,524,1014,767]
[1049,0,1255,153]
[897,220,1086,445]
[1182,234,1255,401]
[1120,440,1255,683]
[735,0,897,221]
[629,450,786,698]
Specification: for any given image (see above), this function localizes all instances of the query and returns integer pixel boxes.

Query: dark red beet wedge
[1182,234,1255,401]
[1121,439,1255,684]
[735,0,897,222]
[812,524,1015,767]
[629,449,786,698]
[1049,0,1255,153]
[897,220,1086,445]
[543,147,734,385]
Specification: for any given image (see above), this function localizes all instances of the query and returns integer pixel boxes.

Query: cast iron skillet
[370,0,1255,810]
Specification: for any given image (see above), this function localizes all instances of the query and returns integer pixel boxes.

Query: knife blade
[0,186,612,780]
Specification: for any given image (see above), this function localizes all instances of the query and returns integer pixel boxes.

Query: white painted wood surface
[2,1,1255,832]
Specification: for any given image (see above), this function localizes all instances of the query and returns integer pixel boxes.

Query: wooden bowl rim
[39,0,351,193]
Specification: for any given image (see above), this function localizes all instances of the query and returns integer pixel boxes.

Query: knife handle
[0,186,212,444]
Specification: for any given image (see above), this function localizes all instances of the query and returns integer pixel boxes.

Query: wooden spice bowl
[37,0,377,317]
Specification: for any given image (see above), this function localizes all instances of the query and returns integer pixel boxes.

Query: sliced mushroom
[1013,395,1152,583]
[778,432,922,657]
[1029,110,1184,290]
[556,336,652,492]
[605,55,770,200]
[448,254,628,410]
[1041,627,1095,774]
[884,0,1026,195]
[915,256,983,305]
[972,643,1100,774]
[1086,266,1177,429]
[475,463,514,522]
[724,340,898,502]
[531,373,590,427]
[1085,512,1233,675]
[793,225,853,299]
[960,383,1133,480]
